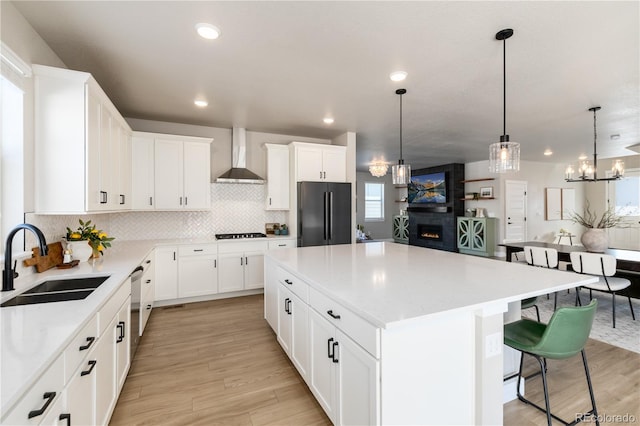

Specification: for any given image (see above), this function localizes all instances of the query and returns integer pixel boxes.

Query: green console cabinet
[457,217,497,257]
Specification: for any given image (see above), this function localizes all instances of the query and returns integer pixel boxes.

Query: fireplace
[407,163,465,253]
[418,224,443,242]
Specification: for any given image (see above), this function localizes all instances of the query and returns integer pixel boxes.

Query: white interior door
[607,168,640,250]
[504,180,528,242]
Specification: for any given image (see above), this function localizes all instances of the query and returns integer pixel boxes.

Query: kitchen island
[264,242,598,425]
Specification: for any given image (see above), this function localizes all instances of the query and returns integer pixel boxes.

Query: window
[364,182,384,221]
[1,43,30,257]
[613,169,640,216]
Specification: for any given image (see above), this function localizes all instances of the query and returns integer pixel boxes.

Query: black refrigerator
[298,182,352,247]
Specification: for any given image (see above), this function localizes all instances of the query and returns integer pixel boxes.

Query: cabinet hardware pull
[240,257,243,266]
[284,297,290,314]
[28,392,56,419]
[245,257,248,265]
[149,196,153,206]
[320,171,323,179]
[269,198,272,205]
[327,310,341,320]
[194,249,203,252]
[146,279,151,284]
[79,336,95,351]
[119,320,126,339]
[120,194,125,205]
[332,341,339,363]
[214,259,217,268]
[59,413,71,426]
[81,360,97,376]
[116,321,125,343]
[278,244,286,247]
[179,196,183,205]
[284,279,292,285]
[100,191,108,204]
[147,304,152,310]
[146,259,151,264]
[327,337,334,359]
[173,252,176,261]
[185,197,188,205]
[323,171,326,179]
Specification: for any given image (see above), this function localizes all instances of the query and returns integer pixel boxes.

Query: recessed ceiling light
[389,71,407,82]
[543,149,553,156]
[194,99,208,107]
[196,23,221,40]
[323,117,334,124]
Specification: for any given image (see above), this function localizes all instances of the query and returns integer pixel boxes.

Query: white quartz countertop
[265,242,599,328]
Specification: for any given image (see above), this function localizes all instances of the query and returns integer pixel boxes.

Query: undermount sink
[1,276,110,308]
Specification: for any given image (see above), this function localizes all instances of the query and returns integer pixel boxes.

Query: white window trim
[364,181,385,222]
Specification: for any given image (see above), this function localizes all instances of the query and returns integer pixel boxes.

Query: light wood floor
[111,294,639,426]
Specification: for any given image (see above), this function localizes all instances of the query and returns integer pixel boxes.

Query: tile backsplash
[25,183,288,245]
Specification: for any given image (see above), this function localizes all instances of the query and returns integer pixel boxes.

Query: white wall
[465,160,587,256]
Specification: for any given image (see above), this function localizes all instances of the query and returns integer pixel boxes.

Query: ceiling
[12,1,640,172]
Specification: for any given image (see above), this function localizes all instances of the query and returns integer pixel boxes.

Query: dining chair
[570,252,636,328]
[524,246,560,312]
[504,300,599,426]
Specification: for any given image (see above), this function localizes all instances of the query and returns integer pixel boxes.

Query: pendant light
[565,106,625,182]
[369,162,389,177]
[489,28,520,173]
[392,88,411,185]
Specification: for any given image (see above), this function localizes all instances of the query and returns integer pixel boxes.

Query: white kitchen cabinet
[291,142,347,183]
[115,124,132,209]
[139,252,155,335]
[154,137,212,210]
[309,309,379,426]
[131,136,155,209]
[66,353,98,426]
[277,284,310,380]
[217,241,267,293]
[154,246,178,301]
[33,64,132,214]
[115,300,131,391]
[178,244,218,298]
[264,261,279,332]
[265,144,290,210]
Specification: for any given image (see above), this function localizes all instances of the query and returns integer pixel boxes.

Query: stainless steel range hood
[216,127,265,184]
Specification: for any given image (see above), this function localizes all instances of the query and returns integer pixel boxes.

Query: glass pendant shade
[489,141,520,173]
[392,162,411,185]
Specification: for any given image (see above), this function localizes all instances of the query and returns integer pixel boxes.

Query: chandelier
[392,88,411,185]
[489,28,520,173]
[565,107,625,182]
[369,163,389,177]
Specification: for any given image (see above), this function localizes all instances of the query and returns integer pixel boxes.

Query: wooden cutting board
[22,242,64,273]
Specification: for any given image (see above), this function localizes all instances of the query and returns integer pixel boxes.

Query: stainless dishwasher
[129,265,144,357]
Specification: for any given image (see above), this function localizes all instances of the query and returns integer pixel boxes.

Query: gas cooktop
[215,232,267,240]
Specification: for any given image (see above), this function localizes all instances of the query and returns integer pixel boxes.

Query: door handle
[327,337,334,359]
[28,392,56,419]
[332,341,339,363]
[80,360,97,376]
[79,336,95,351]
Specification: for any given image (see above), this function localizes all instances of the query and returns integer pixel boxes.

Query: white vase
[66,240,93,262]
[580,228,608,253]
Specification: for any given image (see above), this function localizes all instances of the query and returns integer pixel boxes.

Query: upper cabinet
[264,144,290,210]
[34,64,132,214]
[291,142,347,182]
[131,132,213,211]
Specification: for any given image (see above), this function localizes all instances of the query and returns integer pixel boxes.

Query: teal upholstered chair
[504,299,599,426]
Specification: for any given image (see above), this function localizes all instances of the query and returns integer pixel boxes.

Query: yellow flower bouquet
[66,219,115,257]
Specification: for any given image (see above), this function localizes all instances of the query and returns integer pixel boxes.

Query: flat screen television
[408,172,446,203]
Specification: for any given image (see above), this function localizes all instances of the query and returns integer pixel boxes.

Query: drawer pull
[28,392,56,419]
[79,336,95,351]
[327,310,341,320]
[284,279,293,285]
[278,244,286,247]
[59,413,71,426]
[147,304,152,310]
[193,249,204,252]
[284,298,291,314]
[146,259,151,264]
[81,360,97,376]
[145,279,151,284]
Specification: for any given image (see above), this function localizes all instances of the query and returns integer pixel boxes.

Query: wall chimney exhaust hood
[216,127,265,184]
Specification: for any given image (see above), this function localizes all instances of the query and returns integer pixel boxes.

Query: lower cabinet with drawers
[265,258,380,425]
[2,279,131,426]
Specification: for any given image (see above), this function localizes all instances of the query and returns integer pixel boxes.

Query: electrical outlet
[485,332,502,358]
